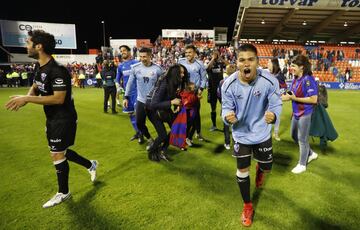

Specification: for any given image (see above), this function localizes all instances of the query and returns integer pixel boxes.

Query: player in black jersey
[206,49,228,131]
[5,30,98,208]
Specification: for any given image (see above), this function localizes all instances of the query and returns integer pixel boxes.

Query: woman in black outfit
[147,64,189,162]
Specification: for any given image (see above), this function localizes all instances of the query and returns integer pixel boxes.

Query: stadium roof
[233,0,360,43]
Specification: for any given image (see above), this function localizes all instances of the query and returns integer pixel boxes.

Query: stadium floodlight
[302,21,307,26]
[344,22,348,27]
[101,20,106,47]
[84,40,88,54]
[261,19,265,25]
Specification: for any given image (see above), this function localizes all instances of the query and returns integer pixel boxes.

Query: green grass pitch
[0,87,359,229]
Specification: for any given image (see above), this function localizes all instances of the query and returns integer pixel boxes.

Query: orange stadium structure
[232,0,360,83]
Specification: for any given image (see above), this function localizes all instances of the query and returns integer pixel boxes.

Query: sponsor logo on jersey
[50,138,62,143]
[235,93,243,99]
[258,146,272,152]
[55,78,64,85]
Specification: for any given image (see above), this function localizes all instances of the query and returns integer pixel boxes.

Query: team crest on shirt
[306,80,310,87]
[150,71,155,76]
[41,73,47,81]
[253,89,261,97]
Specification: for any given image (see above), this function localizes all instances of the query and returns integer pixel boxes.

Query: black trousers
[96,79,102,88]
[80,79,85,88]
[148,110,174,152]
[104,86,116,112]
[224,123,230,145]
[194,100,201,134]
[135,101,151,139]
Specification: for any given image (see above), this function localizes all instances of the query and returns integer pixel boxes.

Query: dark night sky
[0,1,240,53]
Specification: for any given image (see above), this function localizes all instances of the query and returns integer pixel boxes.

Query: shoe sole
[90,161,99,182]
[291,168,306,174]
[43,194,72,208]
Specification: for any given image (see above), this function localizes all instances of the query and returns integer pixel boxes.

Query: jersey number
[143,77,149,83]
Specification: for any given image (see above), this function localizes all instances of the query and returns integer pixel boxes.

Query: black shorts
[233,138,273,169]
[46,119,77,152]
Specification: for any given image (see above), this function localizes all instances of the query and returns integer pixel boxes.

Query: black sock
[54,160,69,194]
[236,176,251,203]
[211,112,216,127]
[65,149,92,169]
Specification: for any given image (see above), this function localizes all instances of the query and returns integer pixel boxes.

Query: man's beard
[28,51,39,60]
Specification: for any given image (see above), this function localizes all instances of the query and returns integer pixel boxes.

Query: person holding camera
[101,60,117,114]
[281,54,318,174]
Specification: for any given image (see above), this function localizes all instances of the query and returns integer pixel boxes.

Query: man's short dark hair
[238,43,258,56]
[28,30,56,55]
[139,47,152,55]
[119,45,131,51]
[185,44,197,51]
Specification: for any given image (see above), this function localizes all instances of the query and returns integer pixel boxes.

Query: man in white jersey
[221,44,282,227]
[178,44,207,142]
[124,47,164,150]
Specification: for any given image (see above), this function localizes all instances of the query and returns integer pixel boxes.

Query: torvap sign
[0,20,77,49]
[241,0,360,10]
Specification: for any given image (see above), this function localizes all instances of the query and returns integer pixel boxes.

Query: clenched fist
[225,111,238,124]
[264,111,275,124]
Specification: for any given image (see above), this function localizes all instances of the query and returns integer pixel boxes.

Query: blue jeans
[291,114,314,166]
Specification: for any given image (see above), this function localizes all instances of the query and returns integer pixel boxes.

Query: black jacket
[150,79,172,110]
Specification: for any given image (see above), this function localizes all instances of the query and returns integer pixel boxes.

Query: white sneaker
[88,160,98,182]
[291,164,306,174]
[42,192,71,208]
[146,138,154,151]
[195,133,204,141]
[272,133,281,141]
[307,152,318,163]
[185,138,193,147]
[224,144,230,150]
[209,126,217,132]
